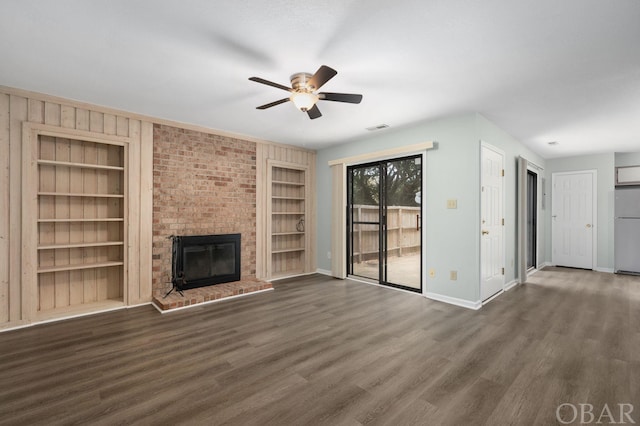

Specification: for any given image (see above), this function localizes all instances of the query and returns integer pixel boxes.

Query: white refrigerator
[615,187,640,274]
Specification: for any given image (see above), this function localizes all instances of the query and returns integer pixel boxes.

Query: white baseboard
[504,279,519,291]
[484,280,521,305]
[129,302,153,309]
[315,268,333,277]
[482,290,504,305]
[544,262,615,274]
[0,320,34,333]
[539,262,613,274]
[269,271,318,281]
[153,288,274,314]
[425,292,482,310]
[346,276,479,308]
[0,302,154,333]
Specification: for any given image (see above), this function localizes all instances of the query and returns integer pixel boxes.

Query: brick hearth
[152,278,273,311]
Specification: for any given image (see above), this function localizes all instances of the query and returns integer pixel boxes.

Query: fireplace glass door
[173,233,241,290]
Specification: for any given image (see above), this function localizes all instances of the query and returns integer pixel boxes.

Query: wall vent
[366,124,390,131]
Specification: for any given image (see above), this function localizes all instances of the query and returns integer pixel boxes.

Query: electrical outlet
[428,268,435,278]
[447,199,458,209]
[450,271,457,280]
[327,251,331,259]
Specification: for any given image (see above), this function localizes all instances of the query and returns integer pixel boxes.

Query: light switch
[447,199,458,209]
[429,268,435,278]
[450,271,457,281]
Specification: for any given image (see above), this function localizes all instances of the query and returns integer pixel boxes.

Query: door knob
[586,224,592,228]
[482,230,489,235]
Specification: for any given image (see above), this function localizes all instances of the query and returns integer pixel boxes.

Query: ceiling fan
[249,65,363,119]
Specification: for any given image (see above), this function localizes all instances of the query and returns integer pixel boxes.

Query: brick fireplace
[151,124,271,310]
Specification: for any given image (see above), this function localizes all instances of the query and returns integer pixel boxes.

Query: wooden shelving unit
[268,162,310,279]
[35,135,125,315]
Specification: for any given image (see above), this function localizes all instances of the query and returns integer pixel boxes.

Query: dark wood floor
[1,268,639,425]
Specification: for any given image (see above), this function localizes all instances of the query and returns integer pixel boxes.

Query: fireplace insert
[171,233,241,291]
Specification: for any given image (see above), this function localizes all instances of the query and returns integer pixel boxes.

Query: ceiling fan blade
[307,65,337,91]
[307,104,322,119]
[319,92,363,104]
[256,98,290,110]
[249,77,292,92]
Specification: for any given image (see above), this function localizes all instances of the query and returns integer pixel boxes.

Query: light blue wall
[615,152,640,167]
[316,112,544,303]
[544,153,615,271]
[316,113,479,301]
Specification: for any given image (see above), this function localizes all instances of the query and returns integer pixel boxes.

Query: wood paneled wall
[0,87,153,329]
[256,144,317,279]
[1,85,317,329]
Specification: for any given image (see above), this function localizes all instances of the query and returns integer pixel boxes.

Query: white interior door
[552,172,594,269]
[481,144,504,301]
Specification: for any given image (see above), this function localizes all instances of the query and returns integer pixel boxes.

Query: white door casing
[480,143,505,301]
[551,171,595,269]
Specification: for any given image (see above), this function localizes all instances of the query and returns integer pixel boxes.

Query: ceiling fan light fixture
[250,65,362,119]
[290,91,318,112]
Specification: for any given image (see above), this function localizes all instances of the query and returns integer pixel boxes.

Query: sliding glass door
[347,155,422,292]
[348,164,381,281]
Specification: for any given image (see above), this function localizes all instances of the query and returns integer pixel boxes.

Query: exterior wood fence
[351,205,421,262]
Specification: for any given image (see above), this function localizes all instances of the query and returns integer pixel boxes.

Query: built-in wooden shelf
[38,241,124,250]
[38,159,124,171]
[38,192,124,198]
[354,227,402,231]
[35,135,126,314]
[272,180,305,186]
[272,248,305,254]
[268,162,310,279]
[38,218,124,223]
[38,261,125,274]
[272,196,305,200]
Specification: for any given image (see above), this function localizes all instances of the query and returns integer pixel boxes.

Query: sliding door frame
[347,162,384,283]
[346,154,423,293]
[328,141,434,288]
[526,168,538,270]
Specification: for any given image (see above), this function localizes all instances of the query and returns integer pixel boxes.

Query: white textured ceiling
[1,0,639,158]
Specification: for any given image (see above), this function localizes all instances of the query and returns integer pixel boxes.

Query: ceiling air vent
[366,124,390,131]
